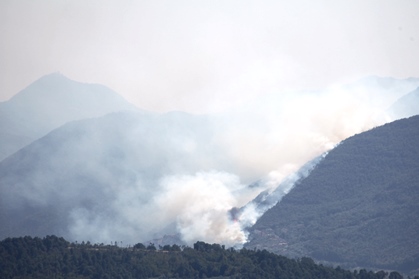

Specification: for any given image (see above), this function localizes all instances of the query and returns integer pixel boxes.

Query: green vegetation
[247,115,419,275]
[0,235,409,279]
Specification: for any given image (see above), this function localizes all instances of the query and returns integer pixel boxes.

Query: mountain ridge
[0,73,139,161]
[246,115,419,274]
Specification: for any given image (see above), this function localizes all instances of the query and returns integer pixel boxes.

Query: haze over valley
[2,1,419,276]
[1,73,418,249]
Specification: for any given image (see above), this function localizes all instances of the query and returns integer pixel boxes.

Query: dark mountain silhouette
[388,87,419,119]
[246,115,419,274]
[0,73,138,161]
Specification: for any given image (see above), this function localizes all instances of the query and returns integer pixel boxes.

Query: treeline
[0,235,415,279]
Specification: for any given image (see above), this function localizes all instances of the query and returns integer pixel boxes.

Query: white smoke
[156,79,419,246]
[237,153,328,231]
[3,76,419,247]
[155,172,247,246]
[65,78,419,246]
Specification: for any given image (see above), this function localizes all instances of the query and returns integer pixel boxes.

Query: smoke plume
[2,77,419,247]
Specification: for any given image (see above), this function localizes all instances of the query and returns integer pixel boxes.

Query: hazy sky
[1,0,419,113]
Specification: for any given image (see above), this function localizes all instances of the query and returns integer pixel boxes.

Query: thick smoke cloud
[2,77,419,247]
[209,78,417,182]
[66,171,248,246]
[67,78,419,246]
[156,172,246,246]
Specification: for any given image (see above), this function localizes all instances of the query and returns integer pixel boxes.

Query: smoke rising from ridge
[2,0,419,247]
[66,78,419,246]
[1,76,419,247]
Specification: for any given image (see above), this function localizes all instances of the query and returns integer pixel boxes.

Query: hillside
[246,115,419,274]
[0,73,138,161]
[0,110,232,243]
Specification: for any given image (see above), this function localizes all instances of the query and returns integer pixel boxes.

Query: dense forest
[0,235,414,279]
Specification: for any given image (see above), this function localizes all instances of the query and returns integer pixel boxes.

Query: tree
[133,243,145,250]
[147,243,156,251]
[389,271,404,279]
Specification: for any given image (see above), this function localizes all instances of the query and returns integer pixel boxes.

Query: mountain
[0,73,138,161]
[388,87,419,119]
[245,115,419,274]
[345,76,419,107]
[335,76,419,112]
[0,110,231,243]
[2,73,419,263]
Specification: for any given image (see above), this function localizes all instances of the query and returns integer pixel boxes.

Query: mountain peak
[0,73,139,161]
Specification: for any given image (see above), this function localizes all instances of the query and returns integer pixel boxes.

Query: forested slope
[246,115,419,274]
[0,235,407,279]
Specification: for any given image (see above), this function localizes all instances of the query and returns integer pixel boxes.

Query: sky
[1,0,419,113]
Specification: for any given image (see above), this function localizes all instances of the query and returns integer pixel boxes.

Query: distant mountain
[350,76,419,89]
[0,110,231,243]
[246,115,419,274]
[0,73,138,161]
[388,87,419,119]
[341,76,419,110]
